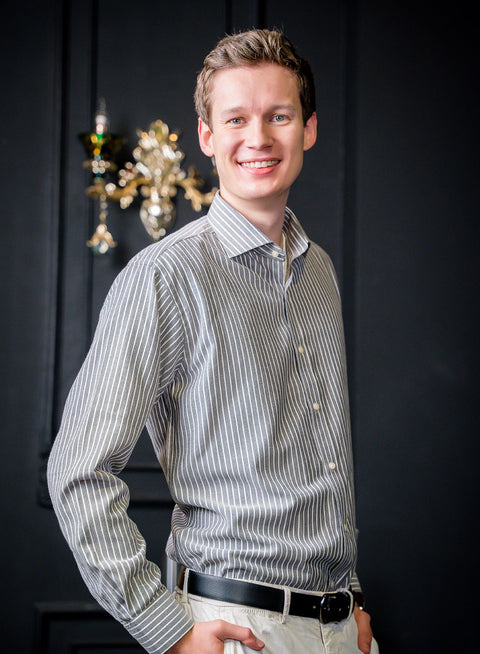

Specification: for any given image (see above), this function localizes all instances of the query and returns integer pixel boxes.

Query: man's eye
[229,118,243,125]
[272,114,287,122]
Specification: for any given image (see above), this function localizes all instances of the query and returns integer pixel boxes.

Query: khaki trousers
[176,588,380,654]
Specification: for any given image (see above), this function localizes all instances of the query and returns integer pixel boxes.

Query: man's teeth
[240,160,279,168]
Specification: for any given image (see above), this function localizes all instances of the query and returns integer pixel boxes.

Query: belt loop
[281,587,291,624]
[182,568,190,603]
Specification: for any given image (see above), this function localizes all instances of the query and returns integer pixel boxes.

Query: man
[48,29,377,654]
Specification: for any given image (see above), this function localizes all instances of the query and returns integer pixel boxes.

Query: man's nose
[245,119,273,149]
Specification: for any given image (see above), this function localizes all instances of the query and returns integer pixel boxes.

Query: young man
[48,29,377,654]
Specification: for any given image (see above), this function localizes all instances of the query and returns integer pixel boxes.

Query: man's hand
[167,620,265,653]
[353,605,373,654]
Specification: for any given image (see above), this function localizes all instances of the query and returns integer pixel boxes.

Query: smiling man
[197,62,316,246]
[48,29,378,654]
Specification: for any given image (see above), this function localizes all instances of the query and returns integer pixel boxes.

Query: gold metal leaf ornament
[79,102,216,253]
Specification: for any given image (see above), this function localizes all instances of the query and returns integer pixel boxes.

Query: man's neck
[220,192,287,246]
[245,209,285,246]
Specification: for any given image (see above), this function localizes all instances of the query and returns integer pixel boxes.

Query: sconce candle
[79,98,125,254]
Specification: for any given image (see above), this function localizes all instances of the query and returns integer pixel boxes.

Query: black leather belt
[178,568,353,624]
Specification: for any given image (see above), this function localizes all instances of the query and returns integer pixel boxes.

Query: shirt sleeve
[47,259,193,653]
[322,250,364,598]
[350,571,362,592]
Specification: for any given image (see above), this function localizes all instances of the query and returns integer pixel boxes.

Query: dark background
[1,1,478,652]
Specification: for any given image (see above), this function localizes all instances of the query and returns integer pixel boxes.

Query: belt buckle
[318,591,352,624]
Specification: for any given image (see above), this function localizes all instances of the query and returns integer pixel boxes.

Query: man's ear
[198,118,214,157]
[303,112,317,152]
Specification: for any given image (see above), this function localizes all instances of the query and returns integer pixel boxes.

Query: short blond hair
[194,29,316,126]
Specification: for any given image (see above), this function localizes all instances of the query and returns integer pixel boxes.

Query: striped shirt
[48,192,359,653]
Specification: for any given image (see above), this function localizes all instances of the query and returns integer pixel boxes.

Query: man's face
[198,63,317,218]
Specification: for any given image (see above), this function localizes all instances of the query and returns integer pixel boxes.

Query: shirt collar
[207,192,310,260]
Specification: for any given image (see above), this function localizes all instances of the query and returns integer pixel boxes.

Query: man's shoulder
[130,214,214,270]
[305,238,334,267]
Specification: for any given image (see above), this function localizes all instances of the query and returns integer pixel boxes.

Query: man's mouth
[239,160,280,169]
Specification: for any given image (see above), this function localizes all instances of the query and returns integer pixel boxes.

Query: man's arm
[351,575,374,654]
[354,605,373,654]
[47,260,193,653]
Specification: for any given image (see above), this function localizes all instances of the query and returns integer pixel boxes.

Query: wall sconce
[79,99,217,254]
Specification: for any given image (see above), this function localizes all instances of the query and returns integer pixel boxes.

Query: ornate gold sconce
[79,100,217,254]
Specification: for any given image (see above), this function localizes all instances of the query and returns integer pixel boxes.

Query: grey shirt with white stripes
[48,192,360,653]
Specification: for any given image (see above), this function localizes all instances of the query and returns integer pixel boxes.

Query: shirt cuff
[350,571,362,592]
[122,590,194,654]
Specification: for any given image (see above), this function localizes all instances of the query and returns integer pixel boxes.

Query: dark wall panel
[0,2,69,652]
[54,0,228,435]
[353,3,479,652]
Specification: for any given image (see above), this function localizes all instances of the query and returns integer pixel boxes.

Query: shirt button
[328,461,336,470]
[298,345,305,354]
[272,251,279,258]
[312,402,320,411]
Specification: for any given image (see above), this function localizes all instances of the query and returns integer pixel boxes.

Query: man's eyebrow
[218,106,245,119]
[270,104,297,113]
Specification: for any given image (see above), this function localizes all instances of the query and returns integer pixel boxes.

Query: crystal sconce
[79,100,217,254]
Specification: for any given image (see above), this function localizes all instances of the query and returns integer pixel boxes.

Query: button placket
[283,269,336,469]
